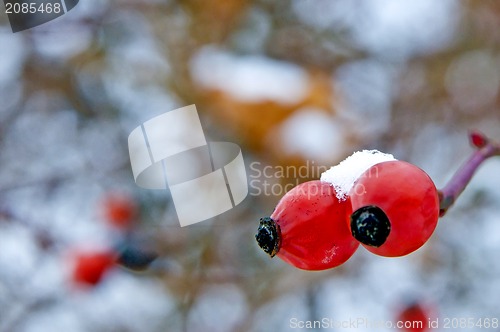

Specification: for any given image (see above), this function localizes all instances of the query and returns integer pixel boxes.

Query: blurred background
[1,0,500,331]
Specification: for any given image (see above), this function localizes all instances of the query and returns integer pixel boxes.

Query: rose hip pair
[256,154,440,270]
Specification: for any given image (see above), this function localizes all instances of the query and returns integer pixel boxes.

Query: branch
[438,131,500,217]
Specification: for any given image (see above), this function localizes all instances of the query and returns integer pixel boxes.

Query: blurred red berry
[72,250,117,286]
[349,161,439,257]
[102,193,137,229]
[397,302,430,332]
[256,180,359,270]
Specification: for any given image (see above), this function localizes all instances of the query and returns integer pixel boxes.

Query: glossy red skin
[73,251,116,286]
[350,161,439,257]
[272,180,359,270]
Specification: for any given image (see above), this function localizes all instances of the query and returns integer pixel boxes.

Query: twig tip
[469,130,488,149]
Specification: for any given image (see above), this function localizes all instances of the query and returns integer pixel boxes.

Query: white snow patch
[293,0,458,59]
[190,46,309,104]
[188,284,248,332]
[320,150,396,200]
[32,27,93,60]
[334,60,395,138]
[0,34,25,84]
[278,108,345,163]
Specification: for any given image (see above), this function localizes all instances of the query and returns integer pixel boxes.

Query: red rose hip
[101,193,137,229]
[256,180,359,270]
[72,250,117,286]
[349,161,439,257]
[396,301,432,332]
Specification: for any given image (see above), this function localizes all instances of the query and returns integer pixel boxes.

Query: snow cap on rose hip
[320,150,396,201]
[320,150,398,249]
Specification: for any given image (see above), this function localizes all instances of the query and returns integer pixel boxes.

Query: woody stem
[438,131,500,217]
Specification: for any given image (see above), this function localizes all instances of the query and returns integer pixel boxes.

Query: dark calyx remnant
[255,217,281,257]
[117,246,158,271]
[350,205,391,247]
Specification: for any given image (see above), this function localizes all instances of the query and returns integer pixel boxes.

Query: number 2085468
[442,317,498,329]
[5,2,62,14]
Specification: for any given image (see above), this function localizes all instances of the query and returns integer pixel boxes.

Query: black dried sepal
[118,246,158,271]
[255,217,281,257]
[350,205,391,247]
